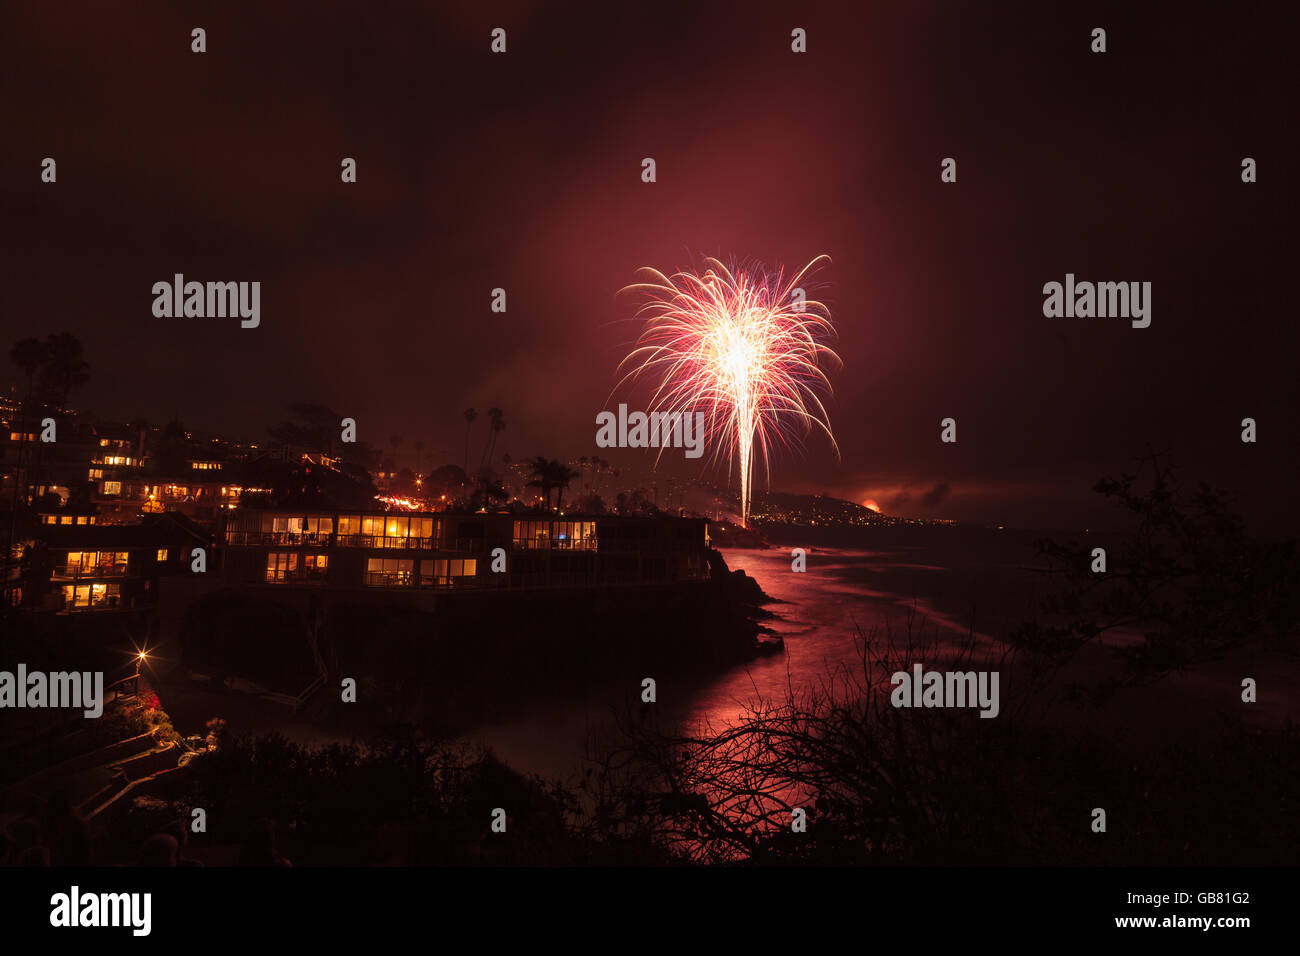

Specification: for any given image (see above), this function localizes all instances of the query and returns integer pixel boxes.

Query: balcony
[511,537,598,552]
[52,565,130,582]
[364,571,481,589]
[226,531,454,550]
[336,534,438,550]
[59,583,123,612]
[264,568,329,585]
[364,570,416,588]
[225,531,334,547]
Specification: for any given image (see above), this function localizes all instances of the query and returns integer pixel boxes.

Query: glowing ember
[862,499,881,513]
[617,256,841,527]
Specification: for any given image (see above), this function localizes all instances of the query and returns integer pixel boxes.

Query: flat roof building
[219,509,711,593]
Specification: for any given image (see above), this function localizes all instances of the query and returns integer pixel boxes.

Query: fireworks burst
[615,256,842,527]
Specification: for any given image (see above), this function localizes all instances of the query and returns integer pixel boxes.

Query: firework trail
[615,256,841,527]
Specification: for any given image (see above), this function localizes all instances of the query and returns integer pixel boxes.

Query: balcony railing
[225,531,334,547]
[365,572,480,589]
[335,534,438,550]
[511,537,598,552]
[52,565,130,581]
[60,594,124,612]
[264,569,329,584]
[445,538,484,553]
[226,531,455,550]
[364,571,416,588]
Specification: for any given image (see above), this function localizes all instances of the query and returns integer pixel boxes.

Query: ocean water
[464,537,1042,779]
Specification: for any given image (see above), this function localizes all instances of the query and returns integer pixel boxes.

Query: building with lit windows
[23,513,212,613]
[219,509,711,593]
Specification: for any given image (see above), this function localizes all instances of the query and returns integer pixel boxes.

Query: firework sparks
[615,256,841,527]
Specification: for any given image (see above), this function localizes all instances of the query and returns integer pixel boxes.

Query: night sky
[3,1,1294,530]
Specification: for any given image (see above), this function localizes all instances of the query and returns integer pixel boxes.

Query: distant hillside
[750,491,951,528]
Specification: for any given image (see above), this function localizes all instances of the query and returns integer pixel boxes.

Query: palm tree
[9,338,49,402]
[462,408,477,473]
[481,408,505,471]
[471,477,509,511]
[492,408,506,464]
[553,463,580,512]
[525,456,554,509]
[40,332,90,406]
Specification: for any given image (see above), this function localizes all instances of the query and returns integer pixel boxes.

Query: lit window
[102,481,122,496]
[366,557,413,586]
[266,552,298,582]
[420,558,477,586]
[156,549,169,561]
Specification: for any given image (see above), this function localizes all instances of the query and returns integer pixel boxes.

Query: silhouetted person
[238,819,291,866]
[137,833,178,867]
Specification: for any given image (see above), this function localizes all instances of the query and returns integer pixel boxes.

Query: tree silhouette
[269,403,380,468]
[1011,456,1300,686]
[470,477,509,511]
[552,463,579,512]
[481,408,505,471]
[38,332,91,405]
[525,456,554,509]
[9,338,49,402]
